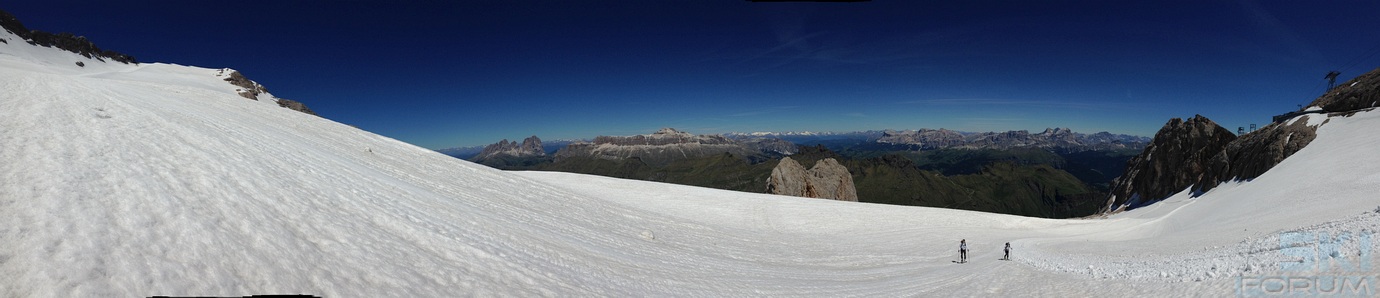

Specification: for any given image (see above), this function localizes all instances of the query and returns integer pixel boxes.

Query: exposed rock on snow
[217,68,317,116]
[222,70,268,100]
[767,157,858,201]
[275,97,317,116]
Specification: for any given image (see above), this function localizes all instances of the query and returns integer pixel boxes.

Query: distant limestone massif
[552,128,796,167]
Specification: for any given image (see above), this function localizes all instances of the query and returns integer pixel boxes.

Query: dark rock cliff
[1195,119,1317,192]
[1102,115,1236,212]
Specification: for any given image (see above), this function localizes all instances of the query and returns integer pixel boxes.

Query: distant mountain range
[555,128,796,166]
[449,127,1148,218]
[877,128,1148,152]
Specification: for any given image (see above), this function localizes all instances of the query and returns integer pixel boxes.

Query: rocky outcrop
[554,128,786,166]
[767,157,858,201]
[222,70,269,100]
[1310,67,1380,113]
[878,127,1148,152]
[1101,115,1236,212]
[213,69,317,116]
[275,98,317,115]
[472,136,546,161]
[1198,119,1319,191]
[0,9,137,64]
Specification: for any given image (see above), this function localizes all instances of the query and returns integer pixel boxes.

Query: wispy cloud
[710,10,985,76]
[844,112,868,118]
[898,98,1107,110]
[1236,0,1324,65]
[728,106,800,117]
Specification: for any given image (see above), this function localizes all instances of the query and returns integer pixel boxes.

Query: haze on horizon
[8,1,1379,148]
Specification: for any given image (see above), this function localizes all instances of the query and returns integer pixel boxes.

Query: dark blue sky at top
[8,1,1380,148]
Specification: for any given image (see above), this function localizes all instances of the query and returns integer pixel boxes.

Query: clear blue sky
[8,1,1380,149]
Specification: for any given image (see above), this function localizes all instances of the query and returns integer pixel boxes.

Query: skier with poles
[1004,242,1011,260]
[959,239,968,263]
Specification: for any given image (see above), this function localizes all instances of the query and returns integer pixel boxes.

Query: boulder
[768,157,858,201]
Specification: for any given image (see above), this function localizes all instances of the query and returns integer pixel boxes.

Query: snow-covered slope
[3,26,1379,296]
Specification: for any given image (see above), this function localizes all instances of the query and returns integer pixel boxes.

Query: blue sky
[8,1,1380,149]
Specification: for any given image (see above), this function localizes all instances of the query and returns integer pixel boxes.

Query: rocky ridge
[767,157,858,201]
[1101,67,1380,213]
[878,128,1148,152]
[1309,67,1380,113]
[0,9,136,64]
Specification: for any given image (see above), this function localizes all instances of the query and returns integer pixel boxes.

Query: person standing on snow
[959,239,968,263]
[1004,242,1011,260]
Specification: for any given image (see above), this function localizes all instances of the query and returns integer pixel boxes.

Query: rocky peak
[0,9,137,64]
[767,157,858,202]
[1101,115,1237,212]
[1040,127,1073,136]
[473,136,545,161]
[653,127,692,137]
